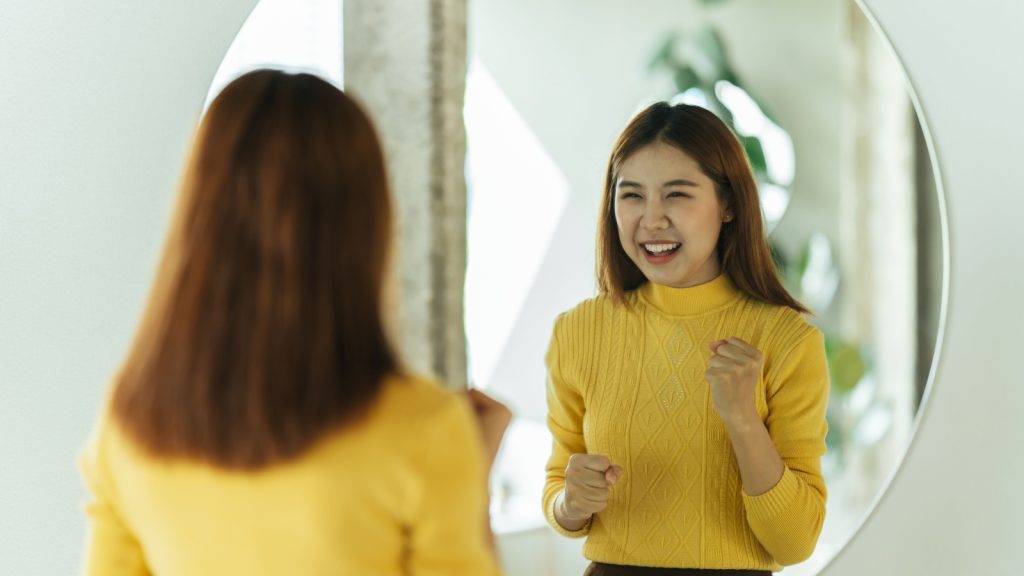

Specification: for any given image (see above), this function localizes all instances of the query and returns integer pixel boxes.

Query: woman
[543,103,828,575]
[79,69,508,576]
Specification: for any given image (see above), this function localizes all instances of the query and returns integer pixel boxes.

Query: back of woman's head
[113,69,399,469]
[597,102,806,313]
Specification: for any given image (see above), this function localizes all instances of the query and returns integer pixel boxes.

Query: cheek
[613,204,635,239]
[678,207,722,245]
[703,220,724,249]
[700,203,723,228]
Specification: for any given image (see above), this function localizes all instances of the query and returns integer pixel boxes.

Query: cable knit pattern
[543,274,828,571]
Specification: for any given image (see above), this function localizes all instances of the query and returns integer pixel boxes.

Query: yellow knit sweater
[543,273,829,571]
[80,375,500,576]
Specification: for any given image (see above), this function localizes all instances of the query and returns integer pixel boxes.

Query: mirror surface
[209,0,946,573]
[464,1,945,574]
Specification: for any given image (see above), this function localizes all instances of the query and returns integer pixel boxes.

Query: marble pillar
[343,0,468,390]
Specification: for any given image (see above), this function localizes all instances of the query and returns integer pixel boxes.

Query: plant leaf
[827,341,867,393]
[739,135,767,175]
[648,34,678,72]
[673,66,701,92]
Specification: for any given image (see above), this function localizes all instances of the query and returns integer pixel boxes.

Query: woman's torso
[85,374,496,576]
[564,285,814,569]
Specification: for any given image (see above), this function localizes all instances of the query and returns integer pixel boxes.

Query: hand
[559,453,623,524]
[706,337,763,428]
[466,388,512,473]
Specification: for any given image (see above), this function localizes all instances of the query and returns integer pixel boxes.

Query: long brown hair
[597,102,807,313]
[111,69,400,469]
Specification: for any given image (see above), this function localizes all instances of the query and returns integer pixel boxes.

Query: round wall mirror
[465,1,946,574]
[209,0,946,573]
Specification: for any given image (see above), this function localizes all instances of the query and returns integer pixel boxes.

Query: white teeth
[645,243,680,254]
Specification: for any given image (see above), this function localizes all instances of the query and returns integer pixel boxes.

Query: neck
[636,273,741,316]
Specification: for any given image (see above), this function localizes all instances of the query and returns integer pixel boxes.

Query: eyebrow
[617,179,700,189]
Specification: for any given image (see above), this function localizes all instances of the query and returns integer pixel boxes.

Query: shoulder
[773,305,820,344]
[545,293,627,363]
[82,376,141,470]
[740,297,820,348]
[373,374,484,478]
[325,374,479,476]
[375,373,472,430]
[552,292,629,336]
[738,301,827,384]
[557,292,613,322]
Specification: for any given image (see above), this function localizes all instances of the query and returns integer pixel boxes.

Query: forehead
[617,142,706,182]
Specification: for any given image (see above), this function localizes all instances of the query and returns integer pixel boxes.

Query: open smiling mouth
[642,242,681,257]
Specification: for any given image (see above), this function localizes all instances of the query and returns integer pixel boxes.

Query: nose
[640,199,669,231]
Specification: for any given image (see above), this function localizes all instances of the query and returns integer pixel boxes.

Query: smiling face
[614,141,732,288]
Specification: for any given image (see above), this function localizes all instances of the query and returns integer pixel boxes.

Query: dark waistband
[584,563,772,576]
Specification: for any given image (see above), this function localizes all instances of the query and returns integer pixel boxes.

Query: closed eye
[618,191,643,200]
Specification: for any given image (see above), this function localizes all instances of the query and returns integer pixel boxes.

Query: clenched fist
[555,453,623,530]
[706,337,763,428]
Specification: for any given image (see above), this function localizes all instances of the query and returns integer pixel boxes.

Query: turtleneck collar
[635,273,742,317]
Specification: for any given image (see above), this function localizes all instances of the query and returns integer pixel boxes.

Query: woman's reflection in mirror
[543,102,829,576]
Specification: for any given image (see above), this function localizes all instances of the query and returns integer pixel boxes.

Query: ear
[716,193,734,222]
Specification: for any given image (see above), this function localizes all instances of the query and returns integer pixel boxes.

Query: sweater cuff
[544,490,592,538]
[741,466,801,522]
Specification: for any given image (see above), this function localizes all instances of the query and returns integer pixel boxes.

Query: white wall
[0,1,1021,574]
[0,3,258,573]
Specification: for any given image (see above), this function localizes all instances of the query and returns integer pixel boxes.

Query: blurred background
[207,0,943,574]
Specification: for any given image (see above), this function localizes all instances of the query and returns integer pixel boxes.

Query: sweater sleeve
[541,314,591,538]
[741,326,829,566]
[408,394,502,576]
[79,417,151,576]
